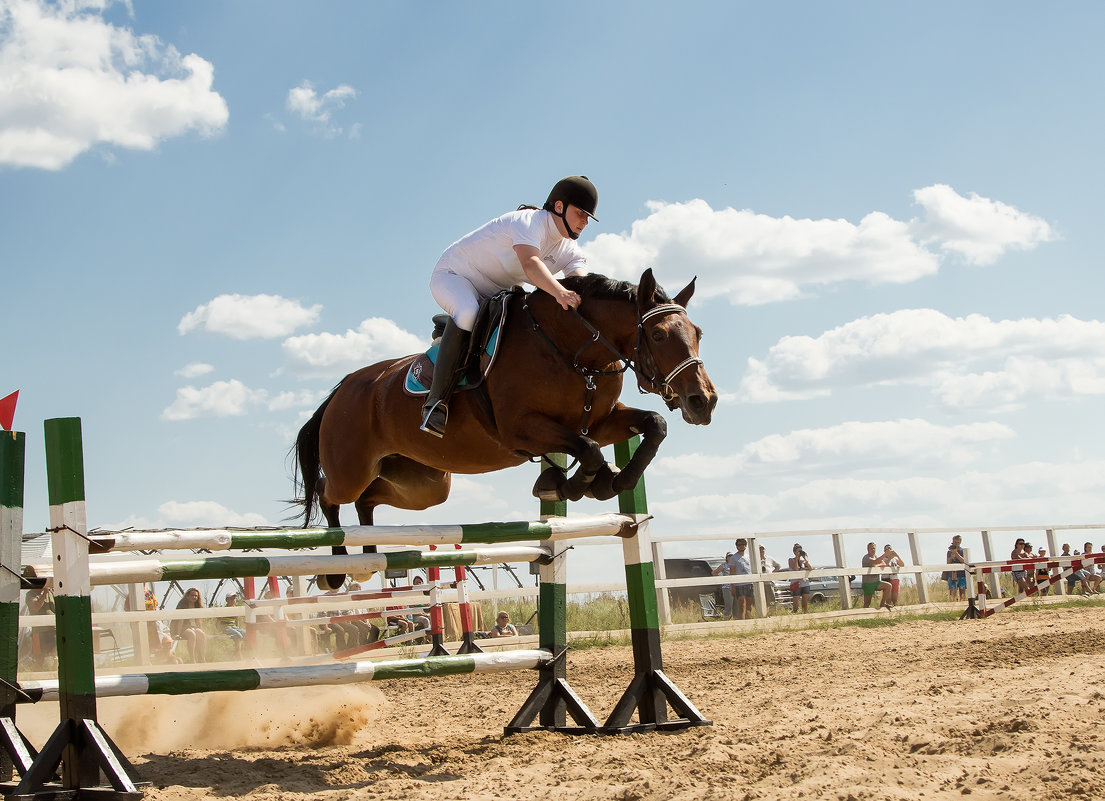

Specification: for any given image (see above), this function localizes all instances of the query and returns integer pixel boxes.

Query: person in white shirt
[421,176,599,437]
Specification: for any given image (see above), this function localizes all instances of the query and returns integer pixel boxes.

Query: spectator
[218,592,247,659]
[1063,546,1092,595]
[408,576,432,634]
[1084,542,1102,593]
[711,552,735,620]
[759,545,782,574]
[1010,538,1031,594]
[25,587,56,670]
[788,543,812,614]
[171,587,208,663]
[321,586,359,651]
[346,583,381,646]
[882,545,903,606]
[1034,547,1050,596]
[944,535,968,602]
[1023,542,1036,591]
[488,611,518,638]
[728,538,753,620]
[860,542,899,610]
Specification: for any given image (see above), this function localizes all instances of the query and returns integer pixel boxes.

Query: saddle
[404,289,520,396]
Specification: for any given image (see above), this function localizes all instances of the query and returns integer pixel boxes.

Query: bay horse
[292,268,717,589]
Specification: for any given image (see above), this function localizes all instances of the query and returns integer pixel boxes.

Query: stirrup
[420,400,448,438]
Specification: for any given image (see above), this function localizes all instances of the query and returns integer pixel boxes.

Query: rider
[420,175,599,437]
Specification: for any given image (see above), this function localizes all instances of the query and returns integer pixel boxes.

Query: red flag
[0,391,18,431]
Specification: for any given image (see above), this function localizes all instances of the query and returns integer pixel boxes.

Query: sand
[16,604,1105,800]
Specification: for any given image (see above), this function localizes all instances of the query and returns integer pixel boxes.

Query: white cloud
[0,0,228,170]
[161,379,267,421]
[178,294,321,340]
[174,362,214,378]
[157,500,271,527]
[285,80,356,136]
[582,187,1052,306]
[651,459,1105,533]
[267,388,327,412]
[655,419,1015,479]
[739,310,1105,409]
[911,184,1056,265]
[282,317,426,378]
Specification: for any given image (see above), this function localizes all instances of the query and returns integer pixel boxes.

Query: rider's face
[555,201,591,236]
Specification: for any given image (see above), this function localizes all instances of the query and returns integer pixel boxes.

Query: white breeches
[430,259,501,332]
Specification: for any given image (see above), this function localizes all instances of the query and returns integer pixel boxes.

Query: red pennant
[0,391,18,431]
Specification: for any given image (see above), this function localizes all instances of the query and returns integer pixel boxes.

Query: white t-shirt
[438,208,588,294]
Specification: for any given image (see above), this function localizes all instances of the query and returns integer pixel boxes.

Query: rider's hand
[557,289,581,311]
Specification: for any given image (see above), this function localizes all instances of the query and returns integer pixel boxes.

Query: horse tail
[291,381,341,527]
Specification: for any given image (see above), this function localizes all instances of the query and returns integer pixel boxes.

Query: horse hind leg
[317,476,355,592]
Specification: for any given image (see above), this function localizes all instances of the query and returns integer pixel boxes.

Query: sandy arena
[17,604,1105,800]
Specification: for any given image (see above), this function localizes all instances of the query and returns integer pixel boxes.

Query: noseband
[635,304,704,409]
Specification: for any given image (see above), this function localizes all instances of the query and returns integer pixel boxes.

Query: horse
[292,268,717,589]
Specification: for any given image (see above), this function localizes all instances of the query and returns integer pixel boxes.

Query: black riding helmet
[543,175,599,240]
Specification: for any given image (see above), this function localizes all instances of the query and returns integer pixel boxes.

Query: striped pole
[425,547,449,656]
[88,514,637,553]
[1,430,29,781]
[506,454,602,734]
[601,437,710,733]
[17,650,552,702]
[27,544,551,586]
[25,418,144,796]
[974,554,1105,617]
[453,545,482,655]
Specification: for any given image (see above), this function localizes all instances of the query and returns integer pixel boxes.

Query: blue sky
[4,1,1104,581]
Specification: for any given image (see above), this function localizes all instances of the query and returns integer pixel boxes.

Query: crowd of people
[703,536,1105,621]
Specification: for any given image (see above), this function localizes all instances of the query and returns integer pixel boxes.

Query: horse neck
[530,293,638,370]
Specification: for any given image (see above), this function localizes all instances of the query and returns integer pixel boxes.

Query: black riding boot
[420,319,471,438]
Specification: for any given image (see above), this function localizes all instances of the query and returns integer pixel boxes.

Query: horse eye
[650,328,666,342]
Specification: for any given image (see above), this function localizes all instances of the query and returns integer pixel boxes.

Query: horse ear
[673,276,697,308]
[638,268,658,309]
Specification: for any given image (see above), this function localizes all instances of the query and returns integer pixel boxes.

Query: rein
[520,296,703,434]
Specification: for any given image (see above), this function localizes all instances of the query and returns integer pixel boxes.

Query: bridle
[521,296,703,434]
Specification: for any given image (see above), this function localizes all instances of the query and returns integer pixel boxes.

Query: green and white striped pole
[21,418,143,797]
[505,454,600,733]
[17,650,551,702]
[603,436,710,733]
[26,544,551,587]
[1,430,27,780]
[88,513,635,553]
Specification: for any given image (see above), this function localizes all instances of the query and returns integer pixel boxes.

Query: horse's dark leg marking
[580,407,668,502]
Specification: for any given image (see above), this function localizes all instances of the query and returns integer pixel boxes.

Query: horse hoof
[316,574,346,592]
[584,463,619,500]
[349,571,376,584]
[532,466,566,502]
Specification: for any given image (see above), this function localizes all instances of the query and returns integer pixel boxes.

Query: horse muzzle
[677,389,717,425]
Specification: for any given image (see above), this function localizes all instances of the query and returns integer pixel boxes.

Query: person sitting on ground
[488,611,518,638]
[25,587,56,670]
[1064,547,1092,595]
[882,544,903,606]
[861,543,900,610]
[345,583,381,645]
[788,544,812,614]
[171,587,208,663]
[944,535,968,602]
[218,592,247,659]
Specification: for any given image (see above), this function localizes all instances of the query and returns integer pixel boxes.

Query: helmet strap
[554,202,581,240]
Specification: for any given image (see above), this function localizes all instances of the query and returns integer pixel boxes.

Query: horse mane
[558,273,672,304]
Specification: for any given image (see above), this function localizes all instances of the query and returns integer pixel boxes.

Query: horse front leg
[513,418,607,503]
[582,404,668,501]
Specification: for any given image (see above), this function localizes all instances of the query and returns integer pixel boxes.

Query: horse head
[635,268,717,426]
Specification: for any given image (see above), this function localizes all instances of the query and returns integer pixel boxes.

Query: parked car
[771,571,864,607]
[663,557,776,618]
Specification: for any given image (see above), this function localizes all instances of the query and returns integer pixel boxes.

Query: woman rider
[420,175,599,437]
